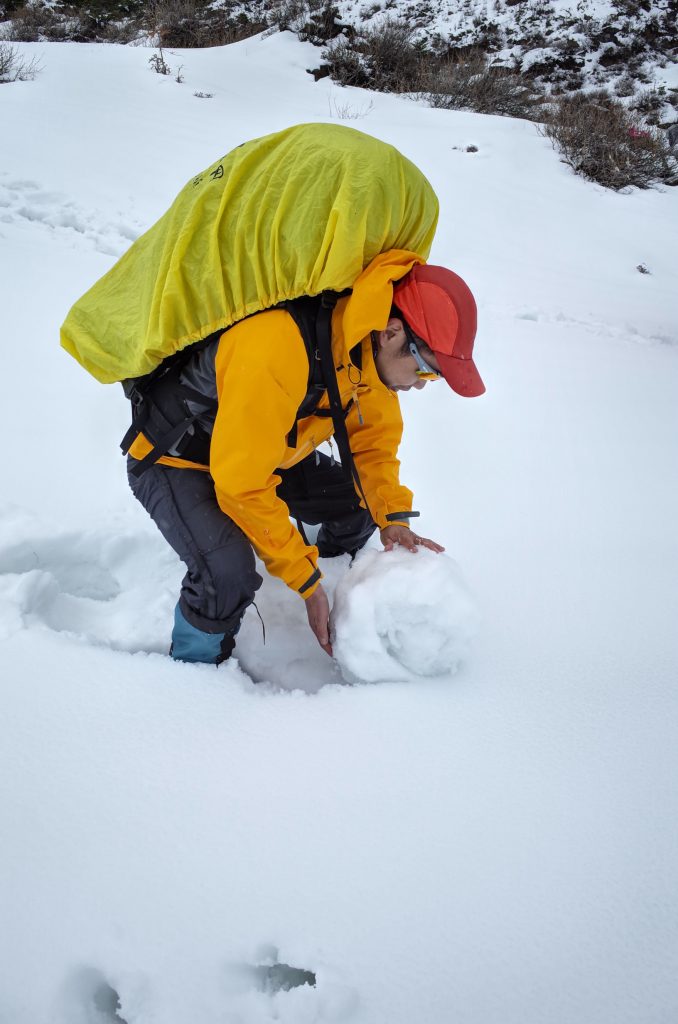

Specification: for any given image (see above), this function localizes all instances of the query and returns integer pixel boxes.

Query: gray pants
[128,452,375,640]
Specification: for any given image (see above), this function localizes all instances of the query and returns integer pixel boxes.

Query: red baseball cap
[392,265,485,397]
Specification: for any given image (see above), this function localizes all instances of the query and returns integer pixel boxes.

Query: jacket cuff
[385,510,420,522]
[376,509,420,529]
[285,554,323,599]
[299,567,322,599]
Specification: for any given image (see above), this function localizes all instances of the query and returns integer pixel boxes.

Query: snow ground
[1,32,677,1024]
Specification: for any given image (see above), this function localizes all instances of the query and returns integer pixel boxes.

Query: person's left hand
[380,525,445,554]
[304,584,333,656]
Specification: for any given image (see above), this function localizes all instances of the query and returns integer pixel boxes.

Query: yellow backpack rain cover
[60,123,439,384]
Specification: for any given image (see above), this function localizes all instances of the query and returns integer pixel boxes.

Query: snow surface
[1,32,678,1024]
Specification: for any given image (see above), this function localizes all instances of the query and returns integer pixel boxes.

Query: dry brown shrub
[541,90,677,189]
[0,39,41,79]
[146,0,264,48]
[423,49,542,119]
[322,34,370,88]
[3,0,62,40]
[324,33,542,117]
[323,18,426,93]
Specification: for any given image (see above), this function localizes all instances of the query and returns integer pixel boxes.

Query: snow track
[0,175,141,256]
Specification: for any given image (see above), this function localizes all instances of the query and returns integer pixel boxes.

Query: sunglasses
[406,335,442,381]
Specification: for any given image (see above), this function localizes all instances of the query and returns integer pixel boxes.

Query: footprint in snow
[54,955,355,1023]
[55,967,131,1024]
[512,306,677,346]
[0,521,355,689]
[0,174,142,256]
[222,945,358,1021]
[0,527,178,655]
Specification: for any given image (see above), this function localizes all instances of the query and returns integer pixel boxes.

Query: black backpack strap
[314,292,371,513]
[120,387,150,455]
[281,296,327,447]
[121,341,218,475]
[127,410,207,477]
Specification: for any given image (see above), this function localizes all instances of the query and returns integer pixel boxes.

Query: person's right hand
[305,584,333,656]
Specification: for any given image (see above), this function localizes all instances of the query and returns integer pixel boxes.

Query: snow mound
[331,548,479,684]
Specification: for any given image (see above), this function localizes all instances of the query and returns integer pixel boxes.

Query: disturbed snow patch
[331,548,479,685]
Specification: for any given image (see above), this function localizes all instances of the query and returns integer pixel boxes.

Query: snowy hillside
[1,32,677,1024]
[3,0,678,114]
[328,0,678,92]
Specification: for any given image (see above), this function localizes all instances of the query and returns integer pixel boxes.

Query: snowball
[330,548,479,685]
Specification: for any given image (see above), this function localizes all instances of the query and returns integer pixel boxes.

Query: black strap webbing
[120,414,146,456]
[121,366,218,475]
[315,293,371,514]
[128,412,204,478]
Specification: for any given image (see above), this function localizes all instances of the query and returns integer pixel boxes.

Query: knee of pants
[200,538,262,619]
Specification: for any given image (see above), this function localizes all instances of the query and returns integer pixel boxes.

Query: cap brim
[436,352,486,397]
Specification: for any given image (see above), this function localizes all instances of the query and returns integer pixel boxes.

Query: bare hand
[304,584,333,656]
[380,525,445,554]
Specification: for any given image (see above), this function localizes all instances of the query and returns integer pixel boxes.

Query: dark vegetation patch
[1,0,267,44]
[540,90,677,190]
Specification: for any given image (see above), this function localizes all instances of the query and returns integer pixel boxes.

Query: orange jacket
[129,252,420,598]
